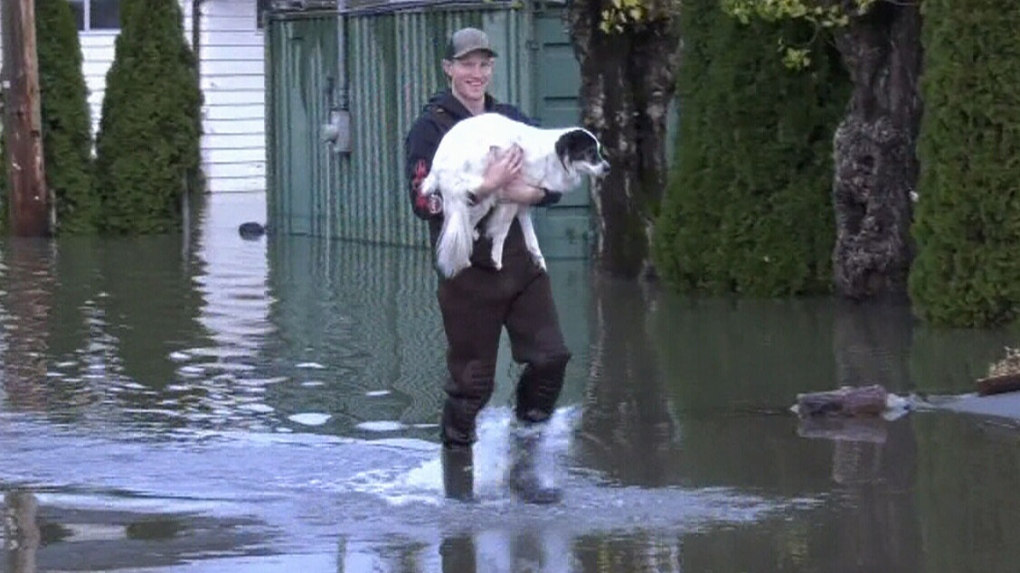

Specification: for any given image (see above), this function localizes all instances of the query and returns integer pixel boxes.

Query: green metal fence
[264,0,594,258]
[264,7,342,238]
[341,2,533,247]
[266,0,527,245]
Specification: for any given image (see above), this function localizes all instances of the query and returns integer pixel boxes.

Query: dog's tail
[435,203,473,278]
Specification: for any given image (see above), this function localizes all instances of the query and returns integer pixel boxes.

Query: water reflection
[0,239,56,412]
[263,235,447,438]
[4,489,40,573]
[576,274,681,488]
[833,299,915,392]
[3,192,1020,571]
[1,485,274,573]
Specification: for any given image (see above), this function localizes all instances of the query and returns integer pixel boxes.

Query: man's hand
[475,144,524,199]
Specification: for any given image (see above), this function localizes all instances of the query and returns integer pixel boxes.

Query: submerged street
[2,192,1020,572]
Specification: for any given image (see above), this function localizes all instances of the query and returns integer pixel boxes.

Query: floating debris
[977,346,1020,396]
[792,384,911,420]
[988,346,1020,377]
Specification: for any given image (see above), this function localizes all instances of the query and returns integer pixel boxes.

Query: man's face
[443,51,494,104]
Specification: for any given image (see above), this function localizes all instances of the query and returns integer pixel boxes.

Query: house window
[68,0,122,31]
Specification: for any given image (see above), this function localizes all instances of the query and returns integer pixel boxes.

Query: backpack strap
[428,104,459,134]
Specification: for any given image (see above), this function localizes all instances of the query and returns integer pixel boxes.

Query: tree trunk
[566,3,680,280]
[830,0,922,300]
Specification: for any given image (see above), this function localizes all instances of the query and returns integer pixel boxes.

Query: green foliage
[600,0,679,34]
[652,0,850,296]
[907,0,1020,327]
[37,0,98,233]
[0,0,96,234]
[94,0,203,234]
[721,0,869,69]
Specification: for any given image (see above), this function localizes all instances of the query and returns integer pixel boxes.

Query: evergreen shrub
[907,0,1020,327]
[93,0,203,234]
[652,0,850,296]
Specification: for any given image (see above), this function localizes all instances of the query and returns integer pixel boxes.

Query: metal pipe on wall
[321,0,351,155]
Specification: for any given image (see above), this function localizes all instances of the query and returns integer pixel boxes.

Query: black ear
[555,129,595,167]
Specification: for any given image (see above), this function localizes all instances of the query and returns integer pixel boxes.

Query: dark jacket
[404,89,562,269]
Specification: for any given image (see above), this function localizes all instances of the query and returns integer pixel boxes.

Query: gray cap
[445,27,498,60]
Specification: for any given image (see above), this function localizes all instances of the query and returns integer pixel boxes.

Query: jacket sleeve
[496,104,564,208]
[404,117,444,221]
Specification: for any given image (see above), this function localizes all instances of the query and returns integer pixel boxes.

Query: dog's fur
[419,113,609,278]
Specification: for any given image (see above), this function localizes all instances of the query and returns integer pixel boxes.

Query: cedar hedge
[907,0,1020,327]
[652,0,850,297]
[93,0,204,235]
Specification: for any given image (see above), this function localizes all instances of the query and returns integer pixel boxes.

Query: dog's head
[555,129,610,179]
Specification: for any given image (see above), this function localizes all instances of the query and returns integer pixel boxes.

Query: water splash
[340,405,581,506]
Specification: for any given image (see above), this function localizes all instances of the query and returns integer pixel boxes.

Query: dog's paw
[534,256,546,271]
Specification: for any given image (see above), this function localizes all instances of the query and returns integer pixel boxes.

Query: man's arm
[404,117,444,220]
[499,180,562,206]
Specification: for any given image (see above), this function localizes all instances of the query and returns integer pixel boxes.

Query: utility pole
[1,0,51,237]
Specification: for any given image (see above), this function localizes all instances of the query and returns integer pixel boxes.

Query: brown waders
[437,220,571,504]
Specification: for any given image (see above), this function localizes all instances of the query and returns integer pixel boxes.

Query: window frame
[68,0,122,33]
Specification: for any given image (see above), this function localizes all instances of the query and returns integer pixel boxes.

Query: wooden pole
[1,0,50,237]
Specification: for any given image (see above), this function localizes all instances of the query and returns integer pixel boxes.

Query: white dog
[419,113,610,278]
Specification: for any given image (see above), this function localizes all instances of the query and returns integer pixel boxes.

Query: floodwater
[2,192,1020,572]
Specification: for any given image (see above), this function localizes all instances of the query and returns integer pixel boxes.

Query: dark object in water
[795,384,890,418]
[797,416,888,443]
[976,373,1020,397]
[238,222,267,240]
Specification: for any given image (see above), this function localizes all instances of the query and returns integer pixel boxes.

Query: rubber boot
[507,424,563,505]
[441,444,476,502]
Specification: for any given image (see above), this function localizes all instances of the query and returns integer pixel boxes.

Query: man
[404,27,571,504]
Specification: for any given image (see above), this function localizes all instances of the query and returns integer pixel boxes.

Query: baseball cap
[445,27,498,60]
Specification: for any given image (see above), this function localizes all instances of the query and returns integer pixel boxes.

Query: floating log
[976,373,1020,397]
[795,384,889,418]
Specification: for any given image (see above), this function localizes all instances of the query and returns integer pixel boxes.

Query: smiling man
[403,27,571,505]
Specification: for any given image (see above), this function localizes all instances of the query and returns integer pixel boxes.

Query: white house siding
[80,32,118,137]
[191,0,266,194]
[2,0,266,195]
